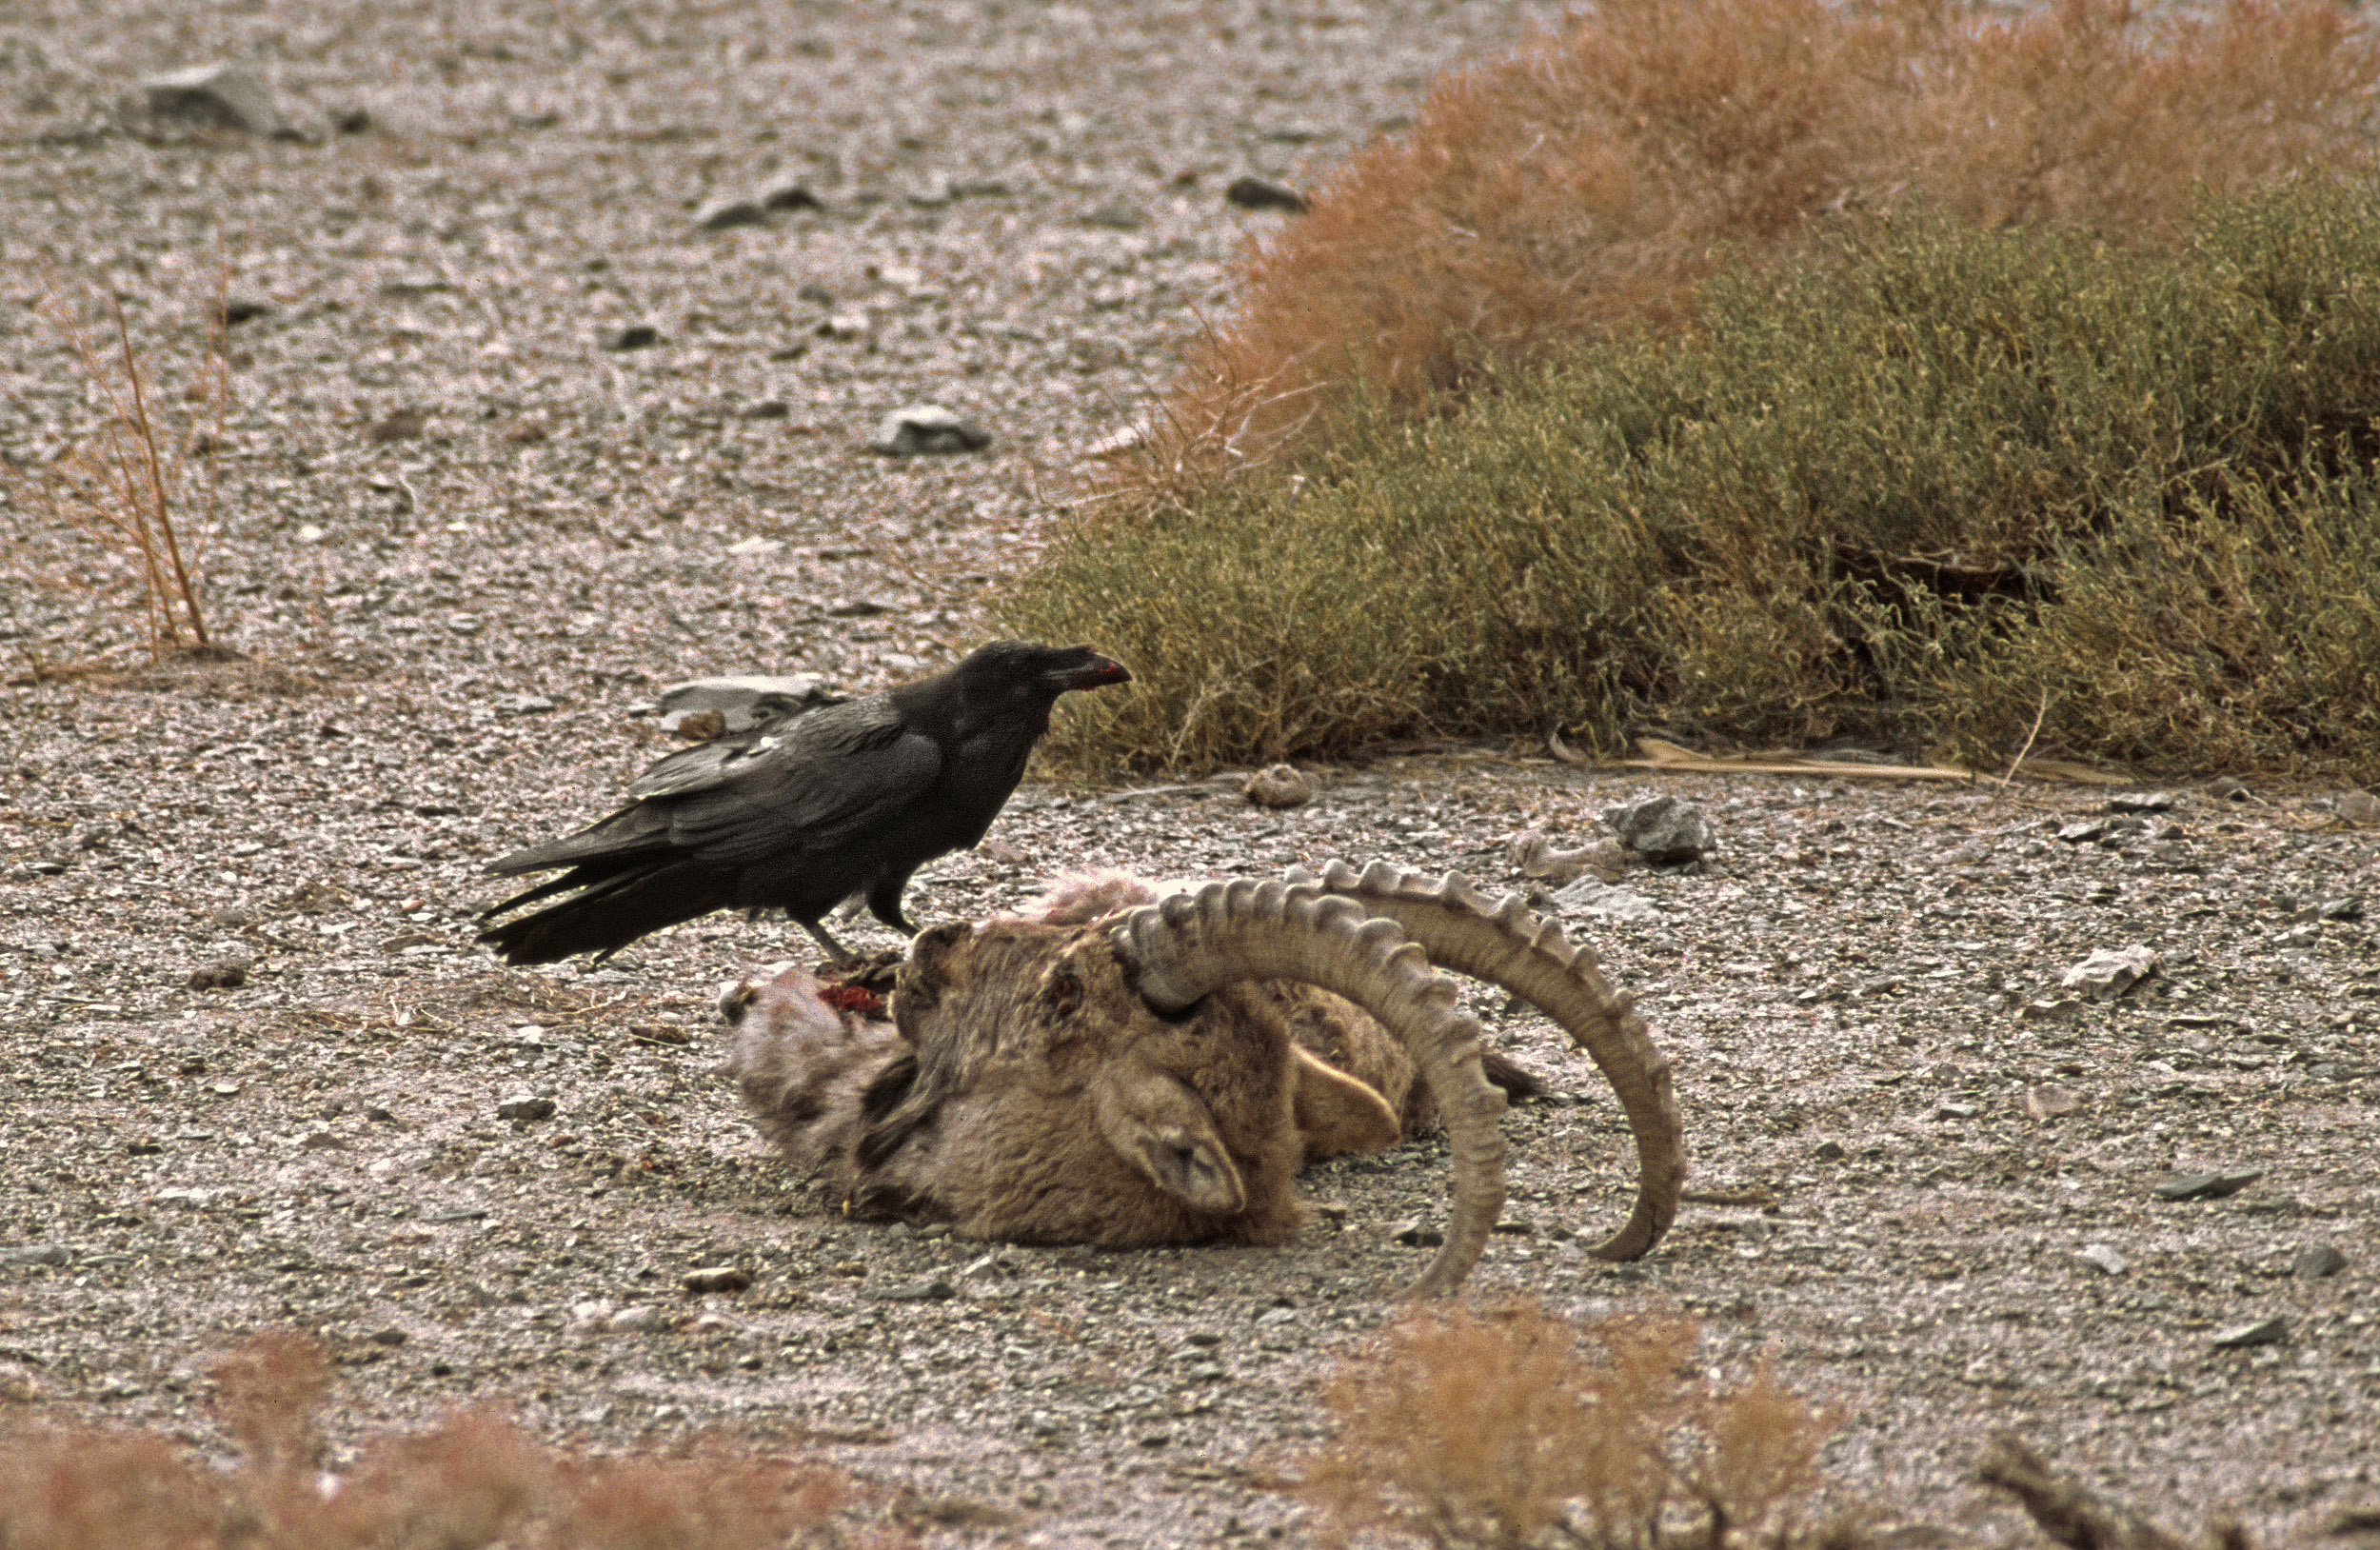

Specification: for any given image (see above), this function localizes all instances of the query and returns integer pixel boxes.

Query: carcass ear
[1091,1065,1245,1216]
[896,922,971,1014]
[1291,1045,1402,1159]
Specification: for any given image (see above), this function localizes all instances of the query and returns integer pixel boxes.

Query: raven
[477,641,1130,964]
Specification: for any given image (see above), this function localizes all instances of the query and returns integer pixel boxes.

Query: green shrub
[1002,183,2380,776]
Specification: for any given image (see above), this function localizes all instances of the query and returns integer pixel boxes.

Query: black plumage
[477,641,1130,964]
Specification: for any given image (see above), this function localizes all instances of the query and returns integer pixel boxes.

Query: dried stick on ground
[1977,1433,2252,1550]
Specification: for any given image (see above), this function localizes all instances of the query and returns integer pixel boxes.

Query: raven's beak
[1055,650,1132,690]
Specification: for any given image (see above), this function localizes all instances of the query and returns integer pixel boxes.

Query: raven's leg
[798,917,857,964]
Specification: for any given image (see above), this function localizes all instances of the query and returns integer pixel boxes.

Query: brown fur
[724,919,1403,1248]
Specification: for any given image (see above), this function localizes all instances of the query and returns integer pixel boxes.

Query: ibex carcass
[723,861,1685,1295]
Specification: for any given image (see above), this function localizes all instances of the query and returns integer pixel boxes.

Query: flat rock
[655,674,837,733]
[1600,793,1712,863]
[2291,1242,2348,1279]
[2210,1317,2288,1349]
[2073,1243,2129,1276]
[867,403,992,456]
[1224,175,1306,213]
[1551,878,1659,922]
[2152,1167,2261,1202]
[697,199,768,229]
[2058,944,2160,1000]
[142,63,284,134]
[1241,764,1313,809]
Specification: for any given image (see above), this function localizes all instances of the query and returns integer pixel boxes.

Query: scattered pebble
[2073,1243,2129,1276]
[866,403,992,456]
[141,62,284,134]
[2152,1168,2262,1202]
[1224,175,1307,213]
[1241,765,1313,809]
[1600,793,1712,863]
[2209,1317,2288,1350]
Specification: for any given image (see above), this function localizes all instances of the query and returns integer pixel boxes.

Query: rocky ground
[2,2,2377,1545]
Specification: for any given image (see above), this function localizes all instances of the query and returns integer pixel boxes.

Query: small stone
[1550,878,1660,922]
[2023,1083,2082,1120]
[367,407,427,443]
[2018,998,2086,1023]
[221,298,274,326]
[683,1264,753,1295]
[1934,1100,1980,1120]
[2291,1242,2348,1280]
[188,956,250,990]
[2108,790,2179,813]
[665,708,727,742]
[739,399,791,419]
[1081,421,1150,458]
[367,1327,407,1346]
[1224,175,1306,213]
[796,281,836,306]
[0,1243,69,1268]
[2336,789,2379,825]
[2059,944,2160,1001]
[2074,1243,2129,1276]
[872,1278,957,1302]
[331,106,370,133]
[724,535,784,557]
[1388,1220,1444,1247]
[2210,1317,2288,1349]
[2152,1168,2261,1202]
[1241,765,1313,809]
[2206,776,2251,801]
[1599,793,1712,863]
[605,324,662,350]
[867,404,992,456]
[1812,1140,1846,1162]
[300,1131,345,1151]
[494,693,557,716]
[142,63,284,134]
[817,312,871,339]
[697,200,768,230]
[606,1304,662,1334]
[763,183,824,211]
[1082,203,1145,230]
[495,1095,557,1123]
[2318,896,2365,921]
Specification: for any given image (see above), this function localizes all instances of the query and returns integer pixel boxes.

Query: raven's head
[959,640,1132,696]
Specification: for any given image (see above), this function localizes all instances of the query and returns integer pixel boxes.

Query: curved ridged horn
[1287,860,1684,1262]
[1110,877,1508,1298]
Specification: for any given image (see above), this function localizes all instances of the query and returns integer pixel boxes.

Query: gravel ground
[4,3,2378,1545]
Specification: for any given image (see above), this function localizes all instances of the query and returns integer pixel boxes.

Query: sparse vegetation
[0,280,232,671]
[1140,0,2380,480]
[1291,1303,1846,1550]
[0,1330,902,1550]
[1002,0,2380,778]
[1290,1304,2306,1550]
[1005,183,2380,775]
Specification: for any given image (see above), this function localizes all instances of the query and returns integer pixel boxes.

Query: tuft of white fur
[1013,867,1199,924]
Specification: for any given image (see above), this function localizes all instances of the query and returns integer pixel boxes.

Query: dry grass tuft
[0,277,234,671]
[1293,1303,1848,1550]
[1142,0,2379,481]
[0,1329,905,1550]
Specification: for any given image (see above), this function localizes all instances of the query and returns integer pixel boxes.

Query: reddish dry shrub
[1295,1303,1842,1550]
[0,1330,901,1550]
[1153,0,2380,480]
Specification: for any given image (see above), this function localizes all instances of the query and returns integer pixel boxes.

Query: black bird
[477,641,1131,964]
